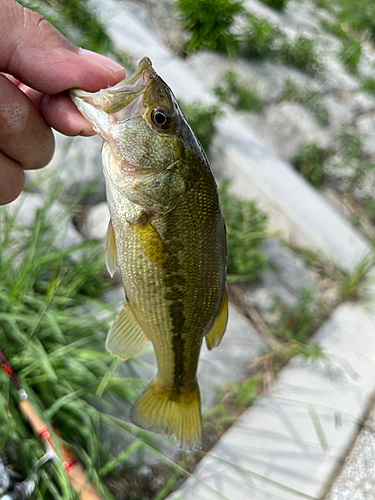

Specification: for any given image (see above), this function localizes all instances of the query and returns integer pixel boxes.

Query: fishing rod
[0,349,103,500]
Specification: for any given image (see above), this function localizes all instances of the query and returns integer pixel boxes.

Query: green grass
[174,0,243,56]
[292,143,331,188]
[0,186,160,499]
[335,254,375,302]
[278,35,322,74]
[320,18,350,40]
[281,79,329,126]
[218,181,269,283]
[259,0,289,11]
[214,70,263,112]
[362,77,375,96]
[339,38,362,74]
[242,16,321,74]
[241,14,279,60]
[178,101,223,152]
[269,288,325,343]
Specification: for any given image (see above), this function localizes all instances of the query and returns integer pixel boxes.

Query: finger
[0,152,24,205]
[18,85,94,136]
[1,0,125,94]
[41,93,95,136]
[0,74,55,170]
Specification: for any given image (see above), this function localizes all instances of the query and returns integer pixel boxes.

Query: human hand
[0,0,125,205]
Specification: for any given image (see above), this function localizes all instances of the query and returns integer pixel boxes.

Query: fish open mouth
[70,57,154,116]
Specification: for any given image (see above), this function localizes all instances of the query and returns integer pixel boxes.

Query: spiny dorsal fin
[104,220,118,278]
[205,289,228,350]
[129,220,169,268]
[106,302,149,360]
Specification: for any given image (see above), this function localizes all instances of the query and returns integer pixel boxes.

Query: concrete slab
[166,303,375,500]
[325,403,375,500]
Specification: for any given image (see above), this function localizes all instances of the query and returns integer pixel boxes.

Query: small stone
[138,465,153,479]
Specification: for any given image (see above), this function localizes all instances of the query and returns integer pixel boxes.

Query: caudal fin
[131,377,202,450]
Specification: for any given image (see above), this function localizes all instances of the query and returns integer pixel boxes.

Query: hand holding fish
[0,0,125,205]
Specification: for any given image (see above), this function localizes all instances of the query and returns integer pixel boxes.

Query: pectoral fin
[106,302,149,360]
[104,220,118,278]
[205,289,228,350]
[129,220,169,268]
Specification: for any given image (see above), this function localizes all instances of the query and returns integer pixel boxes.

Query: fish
[70,57,227,450]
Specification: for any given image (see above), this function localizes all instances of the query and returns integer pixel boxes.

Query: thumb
[1,0,125,94]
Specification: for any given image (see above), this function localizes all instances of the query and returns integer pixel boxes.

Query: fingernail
[78,48,125,74]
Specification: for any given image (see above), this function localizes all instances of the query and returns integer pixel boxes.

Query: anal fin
[104,220,118,278]
[205,289,228,350]
[106,302,149,360]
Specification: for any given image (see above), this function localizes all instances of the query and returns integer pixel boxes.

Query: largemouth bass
[70,57,227,450]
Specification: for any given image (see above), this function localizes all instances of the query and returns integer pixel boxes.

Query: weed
[214,70,263,112]
[259,0,289,11]
[336,0,375,44]
[362,77,375,97]
[339,38,362,74]
[338,127,364,161]
[335,254,375,302]
[241,14,279,60]
[282,79,329,126]
[218,181,268,283]
[361,195,375,224]
[174,0,244,56]
[320,19,350,40]
[292,143,331,188]
[269,288,324,343]
[278,35,322,74]
[178,100,223,151]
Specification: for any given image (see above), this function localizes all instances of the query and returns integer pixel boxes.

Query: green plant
[278,35,322,74]
[336,0,375,44]
[335,254,375,302]
[0,190,158,499]
[214,70,263,112]
[175,0,244,55]
[339,38,362,74]
[241,14,279,59]
[259,0,289,11]
[320,19,350,40]
[362,77,375,96]
[218,181,268,282]
[292,143,331,188]
[178,101,223,151]
[338,127,364,161]
[269,288,324,343]
[281,79,329,126]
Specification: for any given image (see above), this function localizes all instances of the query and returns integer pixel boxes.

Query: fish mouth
[70,57,154,127]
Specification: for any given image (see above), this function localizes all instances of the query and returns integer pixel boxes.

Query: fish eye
[151,107,173,130]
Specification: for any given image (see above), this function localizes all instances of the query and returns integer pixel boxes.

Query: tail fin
[131,377,202,450]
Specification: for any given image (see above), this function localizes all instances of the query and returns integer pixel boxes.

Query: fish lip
[69,57,154,112]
